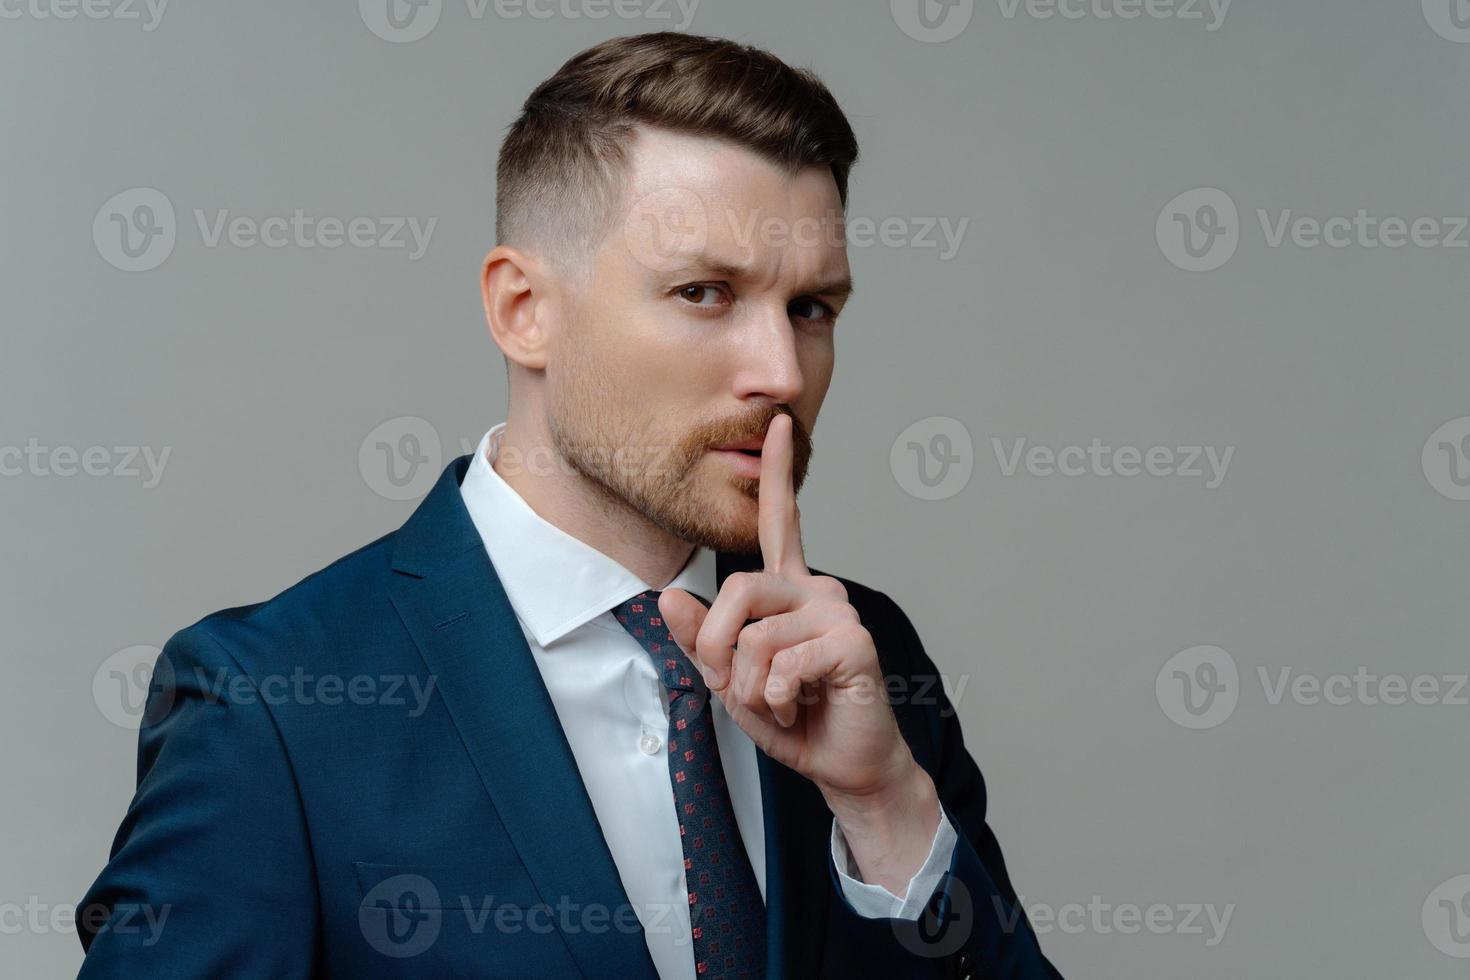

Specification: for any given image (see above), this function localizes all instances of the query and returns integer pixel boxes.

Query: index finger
[758,412,809,577]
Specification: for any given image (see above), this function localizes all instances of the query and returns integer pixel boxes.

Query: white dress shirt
[459,423,957,979]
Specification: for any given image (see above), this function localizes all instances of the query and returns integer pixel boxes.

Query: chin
[672,475,761,554]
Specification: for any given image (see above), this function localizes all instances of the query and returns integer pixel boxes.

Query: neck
[489,414,696,589]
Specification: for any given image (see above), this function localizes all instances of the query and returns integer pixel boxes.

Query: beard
[545,364,812,556]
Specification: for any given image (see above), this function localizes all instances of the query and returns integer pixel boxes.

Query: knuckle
[815,575,847,602]
[837,622,871,648]
[723,571,750,595]
[694,623,722,660]
[736,669,764,708]
[797,634,823,663]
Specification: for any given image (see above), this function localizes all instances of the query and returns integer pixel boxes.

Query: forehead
[610,125,849,284]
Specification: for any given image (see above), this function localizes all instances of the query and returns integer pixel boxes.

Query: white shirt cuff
[829,807,958,920]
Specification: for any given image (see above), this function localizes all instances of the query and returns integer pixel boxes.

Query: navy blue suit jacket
[78,456,1061,978]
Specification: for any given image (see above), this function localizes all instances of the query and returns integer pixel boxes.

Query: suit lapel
[387,457,658,980]
[716,550,832,980]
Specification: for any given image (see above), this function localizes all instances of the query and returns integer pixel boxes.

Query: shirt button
[639,733,662,756]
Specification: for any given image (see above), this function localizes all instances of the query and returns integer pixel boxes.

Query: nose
[731,308,804,405]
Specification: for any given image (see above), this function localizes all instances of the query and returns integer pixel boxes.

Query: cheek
[635,328,730,392]
[556,308,643,390]
[798,334,836,393]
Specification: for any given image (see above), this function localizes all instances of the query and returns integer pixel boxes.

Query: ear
[481,244,549,371]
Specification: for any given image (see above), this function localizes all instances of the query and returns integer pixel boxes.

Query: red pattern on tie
[613,589,766,979]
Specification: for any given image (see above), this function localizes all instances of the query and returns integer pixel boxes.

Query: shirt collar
[458,423,717,648]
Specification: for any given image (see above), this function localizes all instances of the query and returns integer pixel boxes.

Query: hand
[659,414,941,894]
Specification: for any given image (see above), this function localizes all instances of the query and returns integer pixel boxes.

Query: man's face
[545,126,852,555]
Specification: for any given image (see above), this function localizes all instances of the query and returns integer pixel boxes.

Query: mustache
[698,407,810,453]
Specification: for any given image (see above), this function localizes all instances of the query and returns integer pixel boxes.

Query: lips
[714,437,764,455]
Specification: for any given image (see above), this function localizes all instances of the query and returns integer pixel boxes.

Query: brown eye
[679,284,717,305]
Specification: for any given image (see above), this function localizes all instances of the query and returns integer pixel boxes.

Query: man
[78,32,1060,979]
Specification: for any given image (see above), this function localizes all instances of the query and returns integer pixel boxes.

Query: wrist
[823,755,942,895]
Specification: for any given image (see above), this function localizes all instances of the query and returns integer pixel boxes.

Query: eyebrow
[805,275,856,303]
[669,255,856,303]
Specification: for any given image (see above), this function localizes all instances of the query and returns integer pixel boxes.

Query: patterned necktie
[612,589,767,979]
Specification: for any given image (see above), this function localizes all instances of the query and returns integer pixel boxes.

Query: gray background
[4,0,1469,976]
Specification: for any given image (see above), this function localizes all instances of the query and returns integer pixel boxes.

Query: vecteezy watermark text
[890,0,1231,44]
[992,437,1234,488]
[998,895,1234,946]
[358,0,701,44]
[0,0,168,29]
[92,644,440,729]
[359,875,688,958]
[94,187,436,272]
[192,667,438,717]
[1158,187,1470,272]
[0,898,170,945]
[1157,645,1470,730]
[0,440,171,487]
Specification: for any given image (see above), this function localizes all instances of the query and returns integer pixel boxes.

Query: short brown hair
[495,32,859,273]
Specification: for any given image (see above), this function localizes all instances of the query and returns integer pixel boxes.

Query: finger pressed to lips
[757,413,808,578]
[683,413,819,725]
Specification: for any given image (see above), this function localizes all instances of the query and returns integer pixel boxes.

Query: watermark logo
[893,875,974,957]
[1422,416,1470,501]
[1156,645,1238,730]
[93,645,173,730]
[360,416,442,500]
[360,0,442,42]
[891,0,974,43]
[1423,874,1470,957]
[94,187,176,272]
[360,874,442,958]
[890,416,974,501]
[1423,0,1470,43]
[1157,187,1239,272]
[623,186,709,273]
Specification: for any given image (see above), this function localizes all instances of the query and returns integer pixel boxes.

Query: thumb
[658,588,709,674]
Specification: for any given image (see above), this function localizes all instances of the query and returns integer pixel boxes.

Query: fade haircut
[495,32,860,278]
